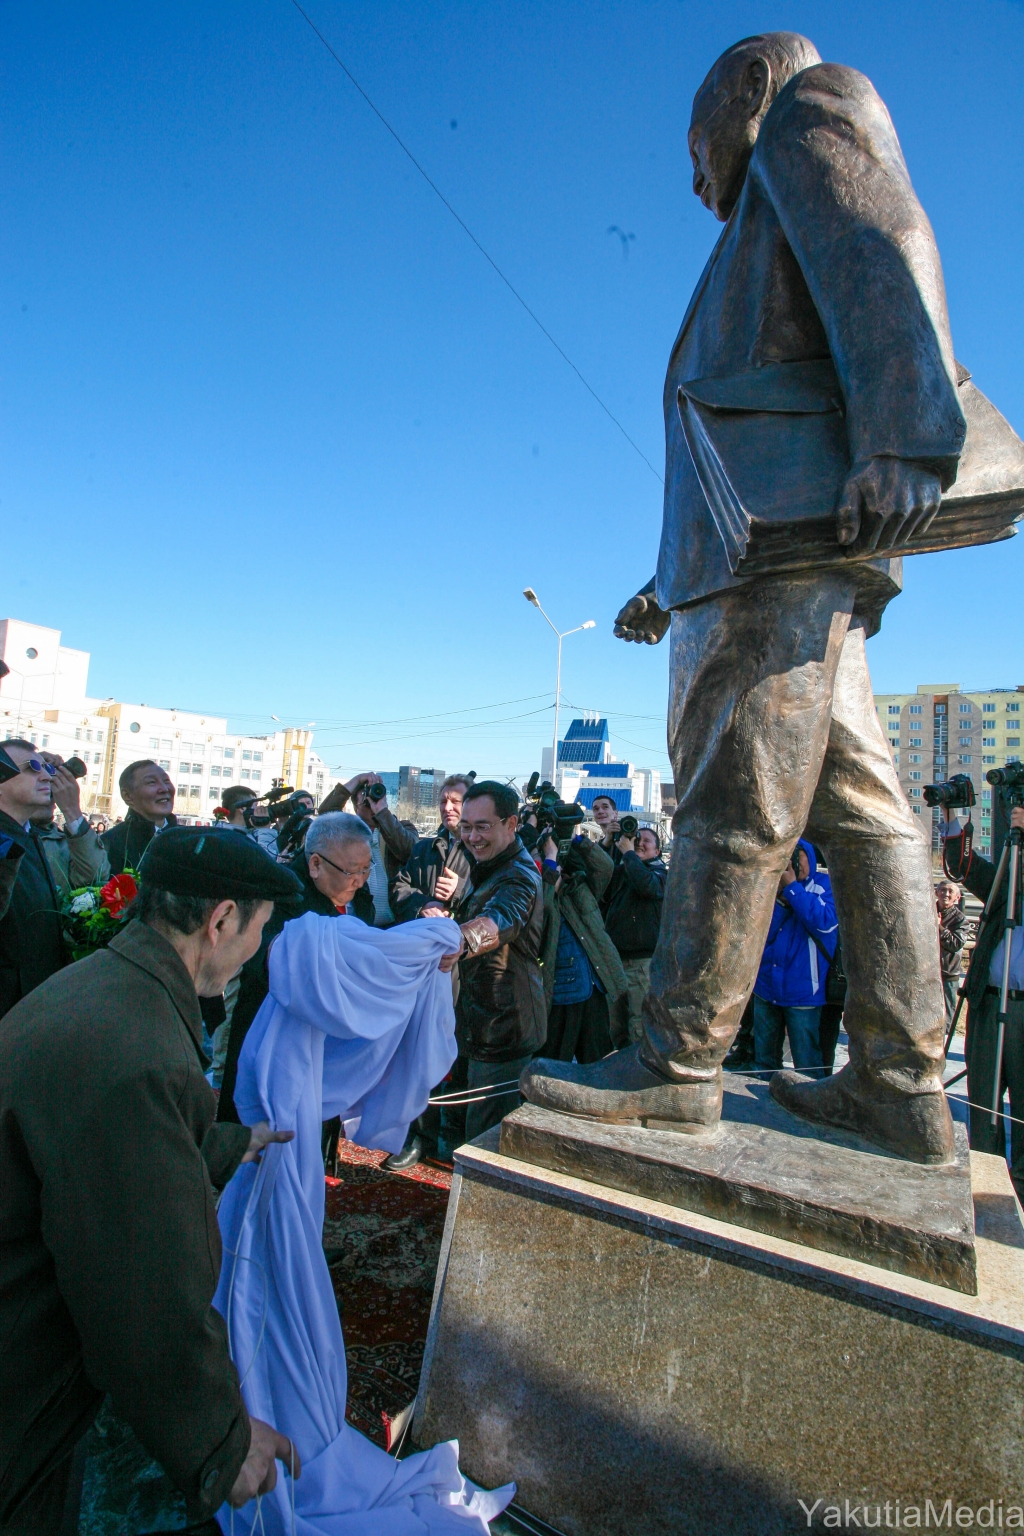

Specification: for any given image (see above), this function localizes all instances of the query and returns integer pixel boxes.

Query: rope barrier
[427,1079,521,1102]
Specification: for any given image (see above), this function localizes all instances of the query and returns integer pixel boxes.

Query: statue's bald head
[689,32,821,222]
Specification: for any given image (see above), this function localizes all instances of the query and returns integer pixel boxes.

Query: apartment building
[873,683,1024,856]
[0,618,336,822]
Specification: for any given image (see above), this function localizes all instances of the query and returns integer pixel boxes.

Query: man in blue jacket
[753,840,837,1074]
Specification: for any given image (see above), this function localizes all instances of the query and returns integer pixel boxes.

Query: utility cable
[288,0,663,485]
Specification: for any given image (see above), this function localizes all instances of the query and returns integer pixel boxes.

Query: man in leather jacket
[450,781,544,1142]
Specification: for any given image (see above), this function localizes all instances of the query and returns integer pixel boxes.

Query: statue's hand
[613,590,670,645]
[836,458,942,552]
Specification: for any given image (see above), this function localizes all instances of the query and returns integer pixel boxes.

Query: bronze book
[677,359,1024,579]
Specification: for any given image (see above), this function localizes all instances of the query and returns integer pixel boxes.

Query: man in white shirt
[316,774,416,929]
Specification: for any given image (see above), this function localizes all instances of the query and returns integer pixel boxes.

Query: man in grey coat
[524,33,964,1163]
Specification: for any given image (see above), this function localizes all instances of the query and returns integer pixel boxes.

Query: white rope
[427,1078,520,1102]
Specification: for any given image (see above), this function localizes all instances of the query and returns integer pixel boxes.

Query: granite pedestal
[414,1098,1024,1535]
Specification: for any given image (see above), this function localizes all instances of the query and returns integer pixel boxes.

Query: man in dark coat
[537,834,629,1061]
[0,742,72,1019]
[101,759,177,874]
[452,782,545,1141]
[936,878,970,1021]
[603,827,668,1044]
[524,32,964,1164]
[390,775,474,923]
[942,807,1024,1197]
[0,828,303,1533]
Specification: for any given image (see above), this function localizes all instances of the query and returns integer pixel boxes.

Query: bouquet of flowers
[61,871,139,960]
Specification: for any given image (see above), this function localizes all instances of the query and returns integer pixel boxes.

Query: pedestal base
[414,1134,1024,1535]
[500,1076,977,1293]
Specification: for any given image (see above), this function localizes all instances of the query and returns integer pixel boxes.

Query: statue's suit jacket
[657,62,967,629]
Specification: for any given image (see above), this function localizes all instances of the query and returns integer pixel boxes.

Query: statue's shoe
[769,1064,956,1165]
[519,1041,722,1133]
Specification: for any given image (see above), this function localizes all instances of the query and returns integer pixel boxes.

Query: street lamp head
[582,620,596,630]
[523,588,540,607]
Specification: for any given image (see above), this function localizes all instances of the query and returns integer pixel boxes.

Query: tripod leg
[991,838,1021,1126]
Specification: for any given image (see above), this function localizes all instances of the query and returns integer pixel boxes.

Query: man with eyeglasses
[217,813,375,1125]
[0,741,84,1017]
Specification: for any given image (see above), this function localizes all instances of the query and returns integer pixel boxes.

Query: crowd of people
[0,738,982,1532]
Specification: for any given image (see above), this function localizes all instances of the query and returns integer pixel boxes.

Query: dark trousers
[465,1055,532,1143]
[819,1003,844,1075]
[965,991,1024,1198]
[543,990,613,1064]
[647,576,946,1104]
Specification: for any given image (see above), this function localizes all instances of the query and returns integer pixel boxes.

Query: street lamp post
[523,589,595,781]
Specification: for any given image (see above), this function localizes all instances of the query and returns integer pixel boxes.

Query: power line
[287,0,664,486]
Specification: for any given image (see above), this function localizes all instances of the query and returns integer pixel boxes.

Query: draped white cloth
[214,912,514,1536]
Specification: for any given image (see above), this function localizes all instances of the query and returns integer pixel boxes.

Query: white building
[0,618,337,823]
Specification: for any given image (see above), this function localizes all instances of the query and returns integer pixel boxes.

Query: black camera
[619,814,640,840]
[922,773,976,810]
[0,745,18,785]
[64,756,88,780]
[523,773,585,855]
[987,762,1024,811]
[276,807,313,859]
[362,782,387,803]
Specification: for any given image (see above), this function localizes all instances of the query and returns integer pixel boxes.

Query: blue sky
[2,1,1022,782]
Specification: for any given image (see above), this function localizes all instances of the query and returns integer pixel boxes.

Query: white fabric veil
[214,912,514,1535]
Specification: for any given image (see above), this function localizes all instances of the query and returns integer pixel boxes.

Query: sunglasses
[23,758,57,777]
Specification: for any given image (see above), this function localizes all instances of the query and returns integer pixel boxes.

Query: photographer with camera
[273,790,317,864]
[317,773,416,928]
[591,795,621,854]
[216,784,260,834]
[0,742,111,1018]
[603,823,668,1044]
[940,778,1024,1198]
[752,839,838,1074]
[537,827,629,1062]
[936,879,969,1024]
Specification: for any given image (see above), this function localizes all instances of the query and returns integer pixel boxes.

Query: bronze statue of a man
[523,33,969,1163]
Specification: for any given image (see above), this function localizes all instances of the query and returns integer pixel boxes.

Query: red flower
[100,872,138,916]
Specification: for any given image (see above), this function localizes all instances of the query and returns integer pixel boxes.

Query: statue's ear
[743,57,770,117]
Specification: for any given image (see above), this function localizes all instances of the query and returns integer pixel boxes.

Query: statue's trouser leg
[643,574,946,1101]
[802,621,947,1097]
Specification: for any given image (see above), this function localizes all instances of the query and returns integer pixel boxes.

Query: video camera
[522,772,585,857]
[238,783,295,830]
[986,762,1024,804]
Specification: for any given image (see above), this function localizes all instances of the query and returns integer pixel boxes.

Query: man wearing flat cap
[0,828,305,1533]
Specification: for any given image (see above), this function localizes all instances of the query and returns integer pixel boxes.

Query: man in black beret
[0,828,304,1534]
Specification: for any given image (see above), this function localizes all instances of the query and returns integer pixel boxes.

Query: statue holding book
[522,32,1024,1163]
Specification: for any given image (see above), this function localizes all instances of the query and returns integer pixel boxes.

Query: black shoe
[723,1045,755,1073]
[384,1135,423,1172]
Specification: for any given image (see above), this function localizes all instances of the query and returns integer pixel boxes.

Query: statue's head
[688,33,820,221]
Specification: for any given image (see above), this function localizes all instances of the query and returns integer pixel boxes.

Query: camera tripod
[944,808,1024,1126]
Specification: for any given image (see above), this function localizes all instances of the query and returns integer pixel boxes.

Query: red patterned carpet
[323,1140,452,1449]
